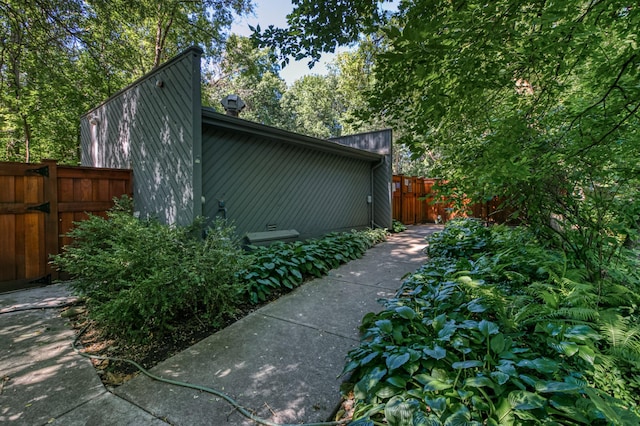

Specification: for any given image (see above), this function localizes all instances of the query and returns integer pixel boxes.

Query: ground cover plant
[391,220,407,233]
[243,228,387,303]
[341,218,640,425]
[52,197,387,384]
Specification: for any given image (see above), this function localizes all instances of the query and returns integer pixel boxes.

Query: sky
[230,0,349,86]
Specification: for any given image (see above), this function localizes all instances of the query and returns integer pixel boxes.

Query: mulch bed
[63,292,284,388]
[61,286,355,423]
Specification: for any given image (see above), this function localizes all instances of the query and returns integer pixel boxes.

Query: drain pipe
[370,157,386,229]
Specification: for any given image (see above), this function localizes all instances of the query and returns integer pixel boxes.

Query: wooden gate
[0,160,132,293]
[419,178,438,223]
[401,176,417,225]
[392,175,402,223]
[392,175,420,225]
[1,162,53,292]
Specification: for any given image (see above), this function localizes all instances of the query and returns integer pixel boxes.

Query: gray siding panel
[80,48,202,225]
[79,48,388,232]
[332,130,393,229]
[202,127,372,239]
[372,156,393,229]
[330,129,392,156]
[191,53,203,220]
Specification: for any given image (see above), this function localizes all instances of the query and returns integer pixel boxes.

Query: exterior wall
[331,130,393,229]
[203,124,388,239]
[78,46,391,235]
[79,47,203,225]
[201,126,374,240]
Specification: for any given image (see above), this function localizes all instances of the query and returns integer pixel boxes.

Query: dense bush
[426,218,491,259]
[391,220,407,233]
[52,197,249,343]
[53,197,389,343]
[343,219,640,425]
[242,228,387,303]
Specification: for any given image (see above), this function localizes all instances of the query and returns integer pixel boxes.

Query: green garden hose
[72,323,351,426]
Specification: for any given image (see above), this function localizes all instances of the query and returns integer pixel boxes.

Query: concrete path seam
[320,277,400,290]
[259,312,362,342]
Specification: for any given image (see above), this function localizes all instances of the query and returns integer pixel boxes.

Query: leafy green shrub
[464,225,555,291]
[426,218,491,259]
[52,197,249,343]
[343,219,640,425]
[242,228,387,304]
[358,227,389,246]
[391,220,407,233]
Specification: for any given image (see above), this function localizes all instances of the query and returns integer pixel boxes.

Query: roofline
[201,108,384,162]
[81,46,204,118]
[329,128,393,140]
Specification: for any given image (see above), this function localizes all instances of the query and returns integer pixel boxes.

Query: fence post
[42,159,59,280]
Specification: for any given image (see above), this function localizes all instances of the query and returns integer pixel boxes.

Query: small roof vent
[221,94,246,117]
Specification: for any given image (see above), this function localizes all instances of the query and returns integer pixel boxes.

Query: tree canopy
[256,0,640,276]
[0,0,253,163]
[203,34,290,128]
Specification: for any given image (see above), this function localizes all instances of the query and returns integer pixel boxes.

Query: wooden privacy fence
[392,175,512,225]
[0,160,132,293]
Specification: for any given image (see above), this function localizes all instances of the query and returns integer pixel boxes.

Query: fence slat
[392,175,513,225]
[0,160,132,293]
[58,201,117,213]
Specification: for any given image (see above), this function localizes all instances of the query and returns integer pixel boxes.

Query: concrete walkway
[0,225,440,425]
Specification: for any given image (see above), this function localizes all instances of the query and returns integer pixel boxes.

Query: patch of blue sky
[230,0,398,86]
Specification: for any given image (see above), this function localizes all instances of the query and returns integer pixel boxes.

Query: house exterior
[80,47,392,241]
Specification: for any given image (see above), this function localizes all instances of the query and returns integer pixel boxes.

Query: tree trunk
[153,5,175,68]
[22,115,31,163]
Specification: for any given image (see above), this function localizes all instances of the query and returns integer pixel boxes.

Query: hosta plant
[342,219,640,425]
[241,228,387,303]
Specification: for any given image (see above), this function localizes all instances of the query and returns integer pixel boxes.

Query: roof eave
[201,108,384,162]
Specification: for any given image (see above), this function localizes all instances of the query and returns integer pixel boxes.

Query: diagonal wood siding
[331,130,393,229]
[79,47,392,235]
[202,128,372,240]
[80,47,202,225]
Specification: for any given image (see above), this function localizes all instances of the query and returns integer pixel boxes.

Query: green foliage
[330,36,394,137]
[203,35,292,128]
[256,0,640,294]
[53,197,389,343]
[241,228,387,304]
[51,197,249,343]
[279,74,343,138]
[343,219,640,425]
[252,0,389,67]
[0,0,88,163]
[426,218,490,259]
[391,220,406,233]
[203,34,395,142]
[1,0,253,163]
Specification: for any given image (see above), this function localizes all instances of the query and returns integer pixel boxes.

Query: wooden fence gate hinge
[27,202,50,214]
[26,165,49,177]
